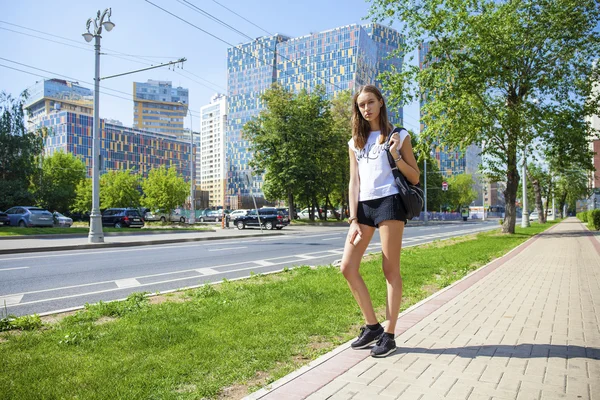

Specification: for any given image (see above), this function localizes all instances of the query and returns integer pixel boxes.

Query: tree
[32,151,86,212]
[0,92,44,210]
[243,85,298,214]
[369,0,600,233]
[329,90,353,218]
[72,178,92,214]
[141,165,188,213]
[100,169,141,209]
[243,85,333,221]
[445,174,478,212]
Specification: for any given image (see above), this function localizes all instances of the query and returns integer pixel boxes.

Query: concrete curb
[0,229,217,240]
[0,232,284,255]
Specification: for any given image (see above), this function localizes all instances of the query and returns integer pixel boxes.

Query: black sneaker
[370,334,397,358]
[351,325,384,349]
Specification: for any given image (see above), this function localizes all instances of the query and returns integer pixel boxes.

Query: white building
[200,94,227,208]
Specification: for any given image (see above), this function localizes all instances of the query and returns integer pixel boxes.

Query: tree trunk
[528,172,544,224]
[543,180,552,223]
[503,135,519,234]
[287,192,294,221]
[559,191,568,218]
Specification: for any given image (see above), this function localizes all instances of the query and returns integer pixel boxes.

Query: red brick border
[254,223,561,400]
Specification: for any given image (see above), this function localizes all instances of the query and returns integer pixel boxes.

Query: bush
[589,210,600,230]
[577,212,588,223]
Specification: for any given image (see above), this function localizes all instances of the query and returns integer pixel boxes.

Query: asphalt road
[0,221,500,317]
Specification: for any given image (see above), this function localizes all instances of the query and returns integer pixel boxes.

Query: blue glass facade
[37,111,193,181]
[226,23,404,199]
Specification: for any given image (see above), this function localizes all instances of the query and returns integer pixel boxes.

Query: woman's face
[356,91,383,123]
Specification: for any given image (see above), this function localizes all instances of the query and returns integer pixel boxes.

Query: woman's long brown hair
[351,85,392,150]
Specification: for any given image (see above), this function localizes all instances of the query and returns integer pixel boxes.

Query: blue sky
[0,0,421,132]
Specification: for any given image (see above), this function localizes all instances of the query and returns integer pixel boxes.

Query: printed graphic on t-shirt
[355,142,386,163]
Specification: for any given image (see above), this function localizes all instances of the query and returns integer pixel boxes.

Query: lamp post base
[88,213,105,243]
[521,211,530,228]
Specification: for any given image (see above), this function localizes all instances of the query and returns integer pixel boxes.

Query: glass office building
[35,111,193,181]
[226,23,404,202]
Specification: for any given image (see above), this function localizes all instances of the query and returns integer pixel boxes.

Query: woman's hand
[347,221,362,246]
[388,131,401,158]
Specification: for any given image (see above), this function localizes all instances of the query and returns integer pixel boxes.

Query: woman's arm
[348,147,360,219]
[347,147,362,244]
[389,133,421,185]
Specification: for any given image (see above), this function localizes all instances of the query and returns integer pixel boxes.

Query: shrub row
[577,210,600,230]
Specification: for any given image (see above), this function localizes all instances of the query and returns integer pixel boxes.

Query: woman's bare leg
[339,224,377,324]
[378,220,405,334]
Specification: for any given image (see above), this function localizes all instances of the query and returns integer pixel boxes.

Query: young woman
[341,84,420,358]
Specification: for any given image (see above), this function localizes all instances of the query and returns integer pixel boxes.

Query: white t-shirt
[348,128,410,201]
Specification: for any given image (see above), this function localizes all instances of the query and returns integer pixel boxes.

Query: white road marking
[2,225,501,308]
[115,278,141,288]
[196,268,220,275]
[0,267,29,271]
[0,294,24,306]
[321,237,341,241]
[254,260,275,266]
[295,255,316,260]
[208,246,248,252]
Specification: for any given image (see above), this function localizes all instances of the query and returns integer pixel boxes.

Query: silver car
[5,206,54,227]
[53,211,73,228]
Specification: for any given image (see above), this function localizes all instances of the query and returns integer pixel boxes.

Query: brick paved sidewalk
[247,218,600,400]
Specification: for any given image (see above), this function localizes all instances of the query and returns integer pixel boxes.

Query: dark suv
[234,207,289,230]
[101,208,145,228]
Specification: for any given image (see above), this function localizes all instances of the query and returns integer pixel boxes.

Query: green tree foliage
[243,85,334,220]
[555,169,590,217]
[141,166,188,213]
[100,169,141,209]
[0,92,44,210]
[416,138,445,212]
[369,0,600,233]
[445,174,478,212]
[72,178,92,214]
[32,151,86,212]
[329,90,353,217]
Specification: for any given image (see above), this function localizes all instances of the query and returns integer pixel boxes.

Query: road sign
[442,181,448,191]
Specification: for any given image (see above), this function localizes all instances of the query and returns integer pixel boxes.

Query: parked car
[275,208,291,223]
[102,208,145,228]
[200,210,224,222]
[53,211,73,228]
[4,206,54,227]
[234,207,289,230]
[65,211,90,222]
[0,211,9,226]
[298,207,336,219]
[144,210,186,223]
[228,209,248,220]
[529,211,539,221]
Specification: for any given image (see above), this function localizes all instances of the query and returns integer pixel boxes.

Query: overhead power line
[145,0,346,93]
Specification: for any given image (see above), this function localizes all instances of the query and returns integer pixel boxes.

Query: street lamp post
[82,8,115,244]
[521,147,530,228]
[180,102,195,225]
[423,155,428,223]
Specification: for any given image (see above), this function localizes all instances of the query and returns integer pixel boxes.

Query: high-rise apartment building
[226,23,404,204]
[24,79,193,182]
[133,80,189,137]
[26,79,94,126]
[200,94,227,208]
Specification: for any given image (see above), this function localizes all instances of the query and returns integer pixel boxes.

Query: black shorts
[357,194,407,227]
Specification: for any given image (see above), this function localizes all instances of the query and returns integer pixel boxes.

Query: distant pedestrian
[341,85,420,358]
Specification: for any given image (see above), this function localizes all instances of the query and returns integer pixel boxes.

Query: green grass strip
[0,220,559,399]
